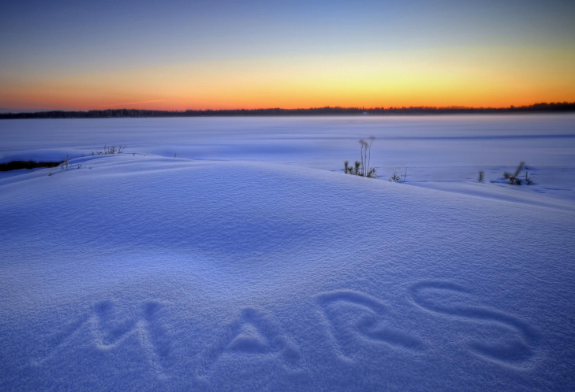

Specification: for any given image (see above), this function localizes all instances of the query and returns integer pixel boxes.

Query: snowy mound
[1,153,574,391]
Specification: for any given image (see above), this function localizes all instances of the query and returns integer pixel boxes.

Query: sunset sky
[1,0,574,111]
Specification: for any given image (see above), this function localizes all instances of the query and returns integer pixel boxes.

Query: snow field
[1,116,575,391]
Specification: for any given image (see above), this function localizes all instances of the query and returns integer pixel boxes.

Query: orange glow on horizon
[1,47,574,112]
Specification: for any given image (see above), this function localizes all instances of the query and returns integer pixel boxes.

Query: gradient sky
[1,0,574,111]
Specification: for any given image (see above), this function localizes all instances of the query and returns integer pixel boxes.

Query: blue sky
[1,0,574,110]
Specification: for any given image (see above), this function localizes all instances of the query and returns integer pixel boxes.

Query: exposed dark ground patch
[0,160,64,171]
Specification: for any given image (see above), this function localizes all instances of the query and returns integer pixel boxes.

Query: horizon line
[2,101,575,115]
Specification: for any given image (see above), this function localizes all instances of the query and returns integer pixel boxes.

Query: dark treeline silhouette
[1,102,575,119]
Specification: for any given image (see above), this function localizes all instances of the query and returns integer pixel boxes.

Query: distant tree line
[1,102,575,119]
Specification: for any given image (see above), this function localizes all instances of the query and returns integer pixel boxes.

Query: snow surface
[1,116,574,391]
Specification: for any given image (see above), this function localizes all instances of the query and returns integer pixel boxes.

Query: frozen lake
[2,116,575,167]
[1,115,575,391]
